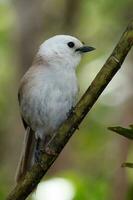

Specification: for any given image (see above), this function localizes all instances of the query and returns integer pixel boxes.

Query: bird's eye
[67,42,75,48]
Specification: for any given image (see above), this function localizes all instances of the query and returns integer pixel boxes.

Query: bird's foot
[45,146,57,156]
[35,148,42,163]
[67,106,75,118]
[35,145,57,163]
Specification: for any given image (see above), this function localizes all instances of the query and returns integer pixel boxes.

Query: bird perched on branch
[16,35,95,182]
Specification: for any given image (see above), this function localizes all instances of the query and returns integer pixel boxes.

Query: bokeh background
[0,0,133,199]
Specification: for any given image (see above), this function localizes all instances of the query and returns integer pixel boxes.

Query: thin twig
[108,125,133,140]
[122,162,133,168]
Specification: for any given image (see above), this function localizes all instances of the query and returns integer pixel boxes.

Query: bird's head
[38,35,95,69]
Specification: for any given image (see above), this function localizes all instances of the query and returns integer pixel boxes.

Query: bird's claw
[67,106,75,118]
[35,145,57,163]
[45,146,57,156]
[35,148,41,163]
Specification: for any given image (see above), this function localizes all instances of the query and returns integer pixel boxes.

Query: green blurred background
[0,0,133,199]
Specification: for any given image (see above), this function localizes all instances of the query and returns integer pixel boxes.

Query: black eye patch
[67,42,75,48]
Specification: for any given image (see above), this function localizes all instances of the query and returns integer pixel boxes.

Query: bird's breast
[20,67,78,135]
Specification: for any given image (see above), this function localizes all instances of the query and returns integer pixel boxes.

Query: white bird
[16,35,95,182]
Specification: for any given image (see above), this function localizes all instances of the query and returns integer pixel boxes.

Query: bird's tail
[15,128,36,183]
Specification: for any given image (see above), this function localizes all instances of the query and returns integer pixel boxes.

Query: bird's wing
[16,57,49,183]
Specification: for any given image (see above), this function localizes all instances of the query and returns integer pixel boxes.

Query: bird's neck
[38,50,80,71]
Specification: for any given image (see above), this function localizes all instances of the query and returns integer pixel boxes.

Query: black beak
[76,46,95,53]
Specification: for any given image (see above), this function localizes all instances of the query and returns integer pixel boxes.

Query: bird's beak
[76,46,95,53]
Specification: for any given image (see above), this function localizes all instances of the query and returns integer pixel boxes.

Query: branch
[108,125,133,168]
[108,125,133,139]
[7,20,133,200]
